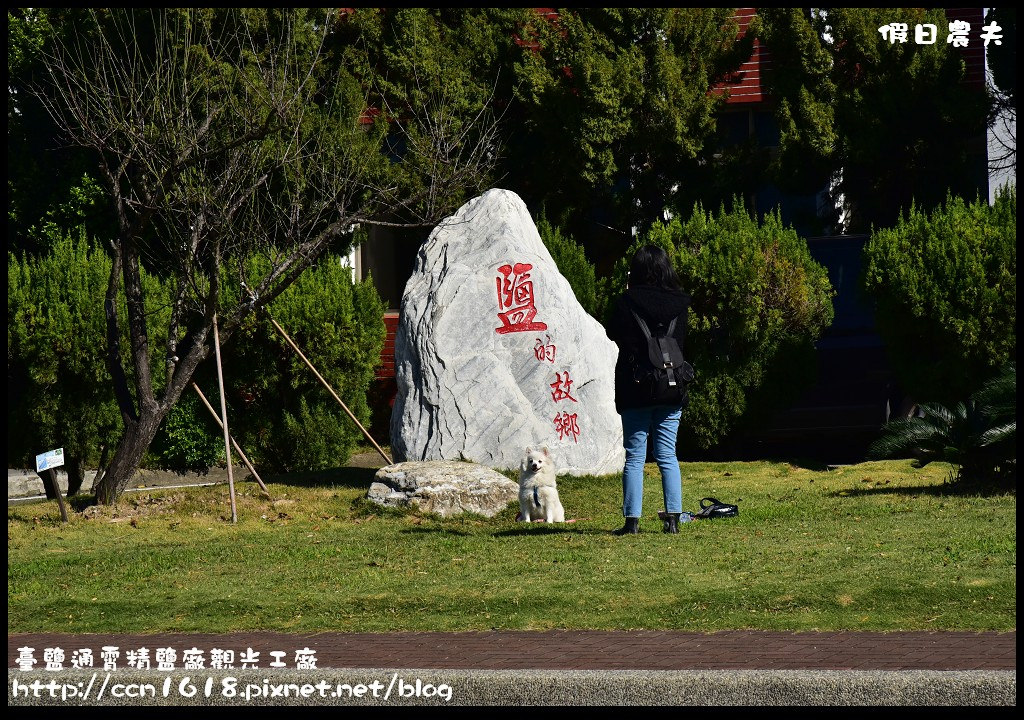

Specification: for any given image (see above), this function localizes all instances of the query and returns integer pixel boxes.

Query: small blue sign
[35,448,65,473]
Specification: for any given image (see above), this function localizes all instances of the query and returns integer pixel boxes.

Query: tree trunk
[65,456,85,497]
[41,471,59,500]
[93,408,166,505]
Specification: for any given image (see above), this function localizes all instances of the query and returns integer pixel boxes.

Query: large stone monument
[390,188,624,475]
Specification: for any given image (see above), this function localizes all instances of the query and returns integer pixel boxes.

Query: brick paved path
[9,631,1015,671]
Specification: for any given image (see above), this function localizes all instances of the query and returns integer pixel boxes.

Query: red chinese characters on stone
[495,263,547,334]
[554,410,581,444]
[534,335,556,363]
[549,370,577,403]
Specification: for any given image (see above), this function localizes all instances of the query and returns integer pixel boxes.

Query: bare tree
[34,9,500,503]
[987,71,1017,180]
[984,7,1016,184]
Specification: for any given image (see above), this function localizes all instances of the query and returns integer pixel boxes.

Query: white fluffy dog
[517,446,565,523]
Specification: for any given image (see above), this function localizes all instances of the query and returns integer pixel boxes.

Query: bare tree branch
[986,65,1016,177]
[33,8,502,502]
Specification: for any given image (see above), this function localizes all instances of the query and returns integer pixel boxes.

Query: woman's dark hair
[628,244,680,290]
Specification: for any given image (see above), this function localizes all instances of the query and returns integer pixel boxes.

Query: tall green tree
[8,9,113,256]
[508,8,752,262]
[30,8,501,504]
[311,9,754,268]
[757,8,991,233]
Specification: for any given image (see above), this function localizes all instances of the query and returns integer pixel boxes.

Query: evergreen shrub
[607,198,835,452]
[7,230,168,491]
[222,254,386,472]
[536,210,606,319]
[8,237,386,483]
[862,189,1016,406]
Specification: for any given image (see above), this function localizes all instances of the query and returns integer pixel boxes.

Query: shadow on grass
[68,494,98,512]
[828,477,1017,499]
[492,525,612,537]
[261,466,378,490]
[400,526,471,537]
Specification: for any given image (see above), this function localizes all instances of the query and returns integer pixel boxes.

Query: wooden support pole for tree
[267,314,393,466]
[191,382,271,498]
[212,313,238,523]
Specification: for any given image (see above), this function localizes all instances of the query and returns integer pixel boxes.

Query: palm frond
[916,401,958,427]
[974,363,1016,421]
[867,433,922,457]
[868,364,1016,485]
[979,421,1017,448]
[868,420,950,460]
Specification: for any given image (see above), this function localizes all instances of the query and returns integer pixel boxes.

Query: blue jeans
[619,405,683,518]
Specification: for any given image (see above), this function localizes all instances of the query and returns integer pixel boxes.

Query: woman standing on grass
[607,244,692,535]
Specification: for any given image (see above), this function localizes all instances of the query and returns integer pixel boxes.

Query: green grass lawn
[7,459,1016,634]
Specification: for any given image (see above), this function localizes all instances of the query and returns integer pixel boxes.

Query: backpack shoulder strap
[630,308,653,339]
[631,308,677,339]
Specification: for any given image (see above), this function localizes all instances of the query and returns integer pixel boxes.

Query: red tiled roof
[713,8,769,104]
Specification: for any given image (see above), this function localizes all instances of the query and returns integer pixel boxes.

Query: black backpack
[629,308,695,405]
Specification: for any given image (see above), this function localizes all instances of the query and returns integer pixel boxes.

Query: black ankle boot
[613,517,640,535]
[663,513,680,534]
